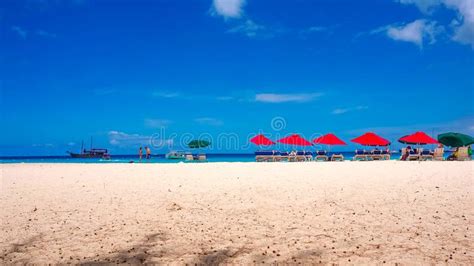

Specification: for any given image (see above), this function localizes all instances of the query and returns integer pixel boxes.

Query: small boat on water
[165,151,187,159]
[67,138,111,159]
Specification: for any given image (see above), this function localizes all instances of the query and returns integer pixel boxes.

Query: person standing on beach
[139,147,143,161]
[145,146,151,159]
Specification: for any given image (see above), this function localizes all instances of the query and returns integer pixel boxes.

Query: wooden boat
[67,138,110,159]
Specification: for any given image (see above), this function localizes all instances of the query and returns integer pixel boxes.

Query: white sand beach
[1,161,473,264]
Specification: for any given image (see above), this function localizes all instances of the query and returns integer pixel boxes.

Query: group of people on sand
[138,146,151,160]
[446,146,472,161]
[400,144,472,161]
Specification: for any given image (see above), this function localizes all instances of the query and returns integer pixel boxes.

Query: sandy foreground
[1,162,473,264]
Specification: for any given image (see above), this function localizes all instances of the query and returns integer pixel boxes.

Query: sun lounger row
[399,146,471,161]
[352,150,391,161]
[255,151,313,162]
[255,151,345,162]
[400,148,444,161]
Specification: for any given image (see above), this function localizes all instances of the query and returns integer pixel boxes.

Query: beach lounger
[330,153,344,161]
[197,154,207,162]
[271,151,281,162]
[407,150,420,161]
[382,150,391,160]
[305,151,313,161]
[288,152,298,162]
[255,151,274,162]
[314,150,329,161]
[353,150,367,161]
[370,150,383,160]
[433,148,444,161]
[278,152,290,162]
[420,150,434,161]
[295,151,308,162]
[185,154,194,161]
[457,147,472,161]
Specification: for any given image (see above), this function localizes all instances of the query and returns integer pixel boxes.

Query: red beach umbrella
[399,131,438,145]
[250,134,275,146]
[277,134,312,146]
[313,133,347,145]
[351,132,391,146]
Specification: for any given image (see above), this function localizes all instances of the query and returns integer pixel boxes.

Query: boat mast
[90,136,93,150]
[81,140,84,154]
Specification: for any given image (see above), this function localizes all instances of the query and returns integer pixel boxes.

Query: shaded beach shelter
[187,140,211,149]
[277,134,312,146]
[437,132,474,147]
[313,133,347,145]
[250,134,275,146]
[351,132,390,146]
[399,132,438,145]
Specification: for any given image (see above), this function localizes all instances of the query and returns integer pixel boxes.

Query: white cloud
[397,0,474,48]
[108,130,173,147]
[152,91,180,98]
[374,19,442,47]
[67,142,76,146]
[445,0,474,48]
[299,26,331,39]
[11,26,27,39]
[36,30,57,38]
[332,105,369,115]
[397,0,442,13]
[211,0,246,19]
[255,93,323,103]
[144,118,172,128]
[194,117,224,126]
[227,19,266,37]
[108,131,151,146]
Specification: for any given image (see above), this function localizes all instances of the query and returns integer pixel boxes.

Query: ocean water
[0,152,379,163]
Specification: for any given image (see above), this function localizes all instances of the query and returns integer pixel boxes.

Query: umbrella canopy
[250,134,275,146]
[351,132,390,146]
[437,132,474,147]
[277,134,312,146]
[399,131,438,145]
[313,133,347,145]
[187,140,211,149]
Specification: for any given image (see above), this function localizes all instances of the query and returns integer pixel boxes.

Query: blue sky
[1,0,473,155]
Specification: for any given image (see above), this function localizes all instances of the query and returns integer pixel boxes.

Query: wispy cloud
[11,26,58,39]
[441,0,474,48]
[152,91,180,98]
[255,93,324,103]
[396,0,474,49]
[372,19,443,47]
[194,117,224,126]
[11,26,27,39]
[211,0,246,19]
[397,0,443,14]
[144,118,172,128]
[227,19,267,38]
[332,105,369,115]
[108,130,173,147]
[35,30,57,38]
